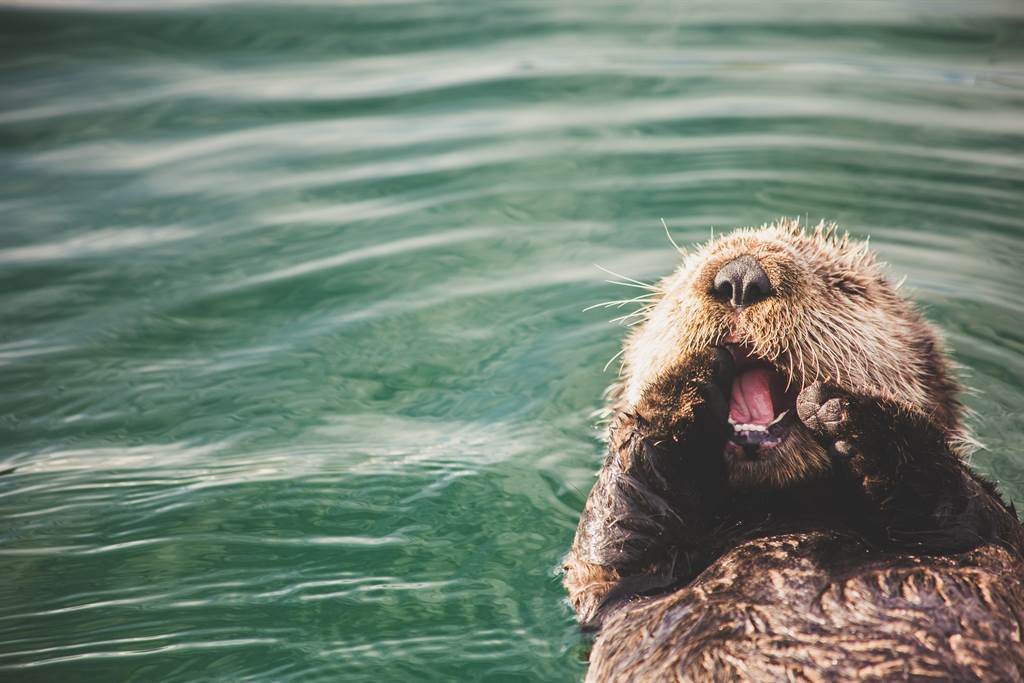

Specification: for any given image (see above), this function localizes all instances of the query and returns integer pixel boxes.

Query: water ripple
[1,1,1022,681]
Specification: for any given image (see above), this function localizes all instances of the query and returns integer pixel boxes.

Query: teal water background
[2,1,1024,680]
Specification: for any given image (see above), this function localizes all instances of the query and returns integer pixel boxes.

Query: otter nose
[712,255,774,308]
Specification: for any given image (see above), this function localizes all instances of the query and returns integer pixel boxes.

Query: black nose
[712,255,774,308]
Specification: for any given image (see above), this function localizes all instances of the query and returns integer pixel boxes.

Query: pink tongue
[729,367,776,425]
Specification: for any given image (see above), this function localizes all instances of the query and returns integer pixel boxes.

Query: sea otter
[564,219,1024,681]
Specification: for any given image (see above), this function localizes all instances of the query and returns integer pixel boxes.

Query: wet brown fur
[564,219,1024,681]
[590,533,1024,682]
[616,219,961,489]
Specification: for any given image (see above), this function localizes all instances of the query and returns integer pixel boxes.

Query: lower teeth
[729,410,790,434]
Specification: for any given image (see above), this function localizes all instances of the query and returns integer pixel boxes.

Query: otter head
[617,219,963,489]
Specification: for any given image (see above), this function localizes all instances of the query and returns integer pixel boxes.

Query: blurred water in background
[1,1,1023,680]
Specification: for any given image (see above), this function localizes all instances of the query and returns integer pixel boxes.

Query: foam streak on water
[1,1,1023,681]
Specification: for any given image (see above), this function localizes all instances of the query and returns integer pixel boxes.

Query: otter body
[564,220,1024,682]
[589,533,1024,682]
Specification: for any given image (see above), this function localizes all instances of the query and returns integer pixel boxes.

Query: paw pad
[797,381,852,437]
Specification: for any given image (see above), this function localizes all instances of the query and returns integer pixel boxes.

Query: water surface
[1,1,1024,680]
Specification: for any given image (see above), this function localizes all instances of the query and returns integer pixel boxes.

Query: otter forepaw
[796,381,857,456]
[636,346,735,431]
[797,382,888,489]
[698,346,736,423]
[796,381,851,434]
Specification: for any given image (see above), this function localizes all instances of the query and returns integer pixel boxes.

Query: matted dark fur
[564,220,1024,682]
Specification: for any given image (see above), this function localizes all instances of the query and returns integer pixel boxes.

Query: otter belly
[587,532,1024,683]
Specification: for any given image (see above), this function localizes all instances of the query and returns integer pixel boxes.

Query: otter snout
[712,255,774,308]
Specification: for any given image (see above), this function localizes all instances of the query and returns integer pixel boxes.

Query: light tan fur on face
[612,218,963,488]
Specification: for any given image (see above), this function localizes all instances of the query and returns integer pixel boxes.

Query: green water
[1,1,1023,680]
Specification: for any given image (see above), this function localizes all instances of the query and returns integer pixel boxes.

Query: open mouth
[725,344,798,459]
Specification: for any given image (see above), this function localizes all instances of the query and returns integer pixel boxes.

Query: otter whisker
[603,348,626,373]
[794,343,809,385]
[785,353,796,392]
[661,218,685,255]
[583,296,658,312]
[609,310,651,325]
[593,264,661,291]
[605,279,660,291]
[807,316,844,385]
